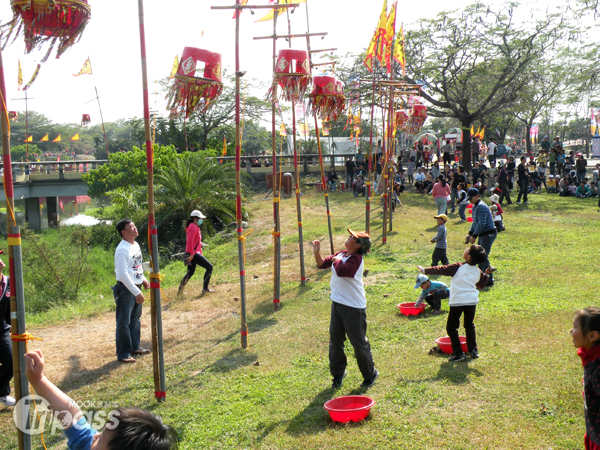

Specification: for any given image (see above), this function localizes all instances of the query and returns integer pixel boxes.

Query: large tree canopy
[404,2,570,167]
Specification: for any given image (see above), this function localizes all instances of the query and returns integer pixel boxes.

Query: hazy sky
[2,0,550,127]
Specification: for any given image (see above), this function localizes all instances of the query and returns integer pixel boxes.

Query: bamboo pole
[366,80,376,234]
[271,10,281,311]
[137,0,166,400]
[0,48,31,450]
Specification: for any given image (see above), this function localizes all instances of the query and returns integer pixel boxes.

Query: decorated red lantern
[395,110,408,130]
[81,114,91,125]
[268,49,311,103]
[2,0,91,58]
[8,111,18,121]
[308,75,346,121]
[407,104,428,135]
[166,47,223,118]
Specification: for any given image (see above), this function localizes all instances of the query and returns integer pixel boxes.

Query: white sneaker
[524,201,530,204]
[0,395,16,406]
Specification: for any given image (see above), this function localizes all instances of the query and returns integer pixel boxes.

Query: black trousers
[424,289,450,310]
[0,328,12,397]
[432,247,449,266]
[446,305,477,355]
[516,179,528,202]
[329,302,376,381]
[498,183,512,205]
[180,253,213,291]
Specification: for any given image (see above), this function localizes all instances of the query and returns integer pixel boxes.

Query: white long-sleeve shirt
[114,240,147,296]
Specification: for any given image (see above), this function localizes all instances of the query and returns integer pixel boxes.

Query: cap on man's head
[433,214,448,223]
[466,188,480,200]
[190,210,206,219]
[414,274,429,289]
[348,228,371,254]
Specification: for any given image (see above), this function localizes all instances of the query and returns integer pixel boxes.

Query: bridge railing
[0,160,108,184]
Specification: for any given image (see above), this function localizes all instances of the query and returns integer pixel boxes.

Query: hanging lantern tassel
[1,0,91,59]
[308,76,346,122]
[166,47,224,118]
[267,49,312,104]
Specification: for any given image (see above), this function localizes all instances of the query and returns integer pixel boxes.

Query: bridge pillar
[47,197,59,227]
[25,198,42,232]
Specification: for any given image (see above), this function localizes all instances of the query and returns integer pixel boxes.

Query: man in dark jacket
[0,252,14,407]
[516,157,530,205]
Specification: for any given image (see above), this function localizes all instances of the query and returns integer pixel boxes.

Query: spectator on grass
[516,157,530,205]
[179,210,214,297]
[345,156,356,188]
[442,140,453,165]
[113,219,151,363]
[506,156,516,191]
[465,188,497,287]
[590,182,598,197]
[450,166,466,213]
[547,175,558,193]
[0,251,13,407]
[414,167,427,193]
[431,175,451,214]
[312,229,378,389]
[457,183,469,222]
[548,148,558,175]
[486,162,498,193]
[328,167,339,192]
[487,139,497,164]
[576,154,588,185]
[577,181,592,198]
[430,214,449,266]
[406,160,416,184]
[473,178,486,196]
[352,175,366,198]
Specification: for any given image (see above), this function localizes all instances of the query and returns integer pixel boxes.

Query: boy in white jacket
[417,245,496,362]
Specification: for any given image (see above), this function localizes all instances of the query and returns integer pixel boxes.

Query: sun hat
[348,228,371,254]
[190,210,206,219]
[489,194,500,203]
[433,214,448,223]
[414,274,429,289]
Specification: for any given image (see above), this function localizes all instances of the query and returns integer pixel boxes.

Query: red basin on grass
[324,395,375,423]
[467,217,473,222]
[435,336,468,354]
[397,302,426,316]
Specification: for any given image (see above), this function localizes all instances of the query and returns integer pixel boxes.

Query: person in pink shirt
[431,175,451,215]
[178,210,214,296]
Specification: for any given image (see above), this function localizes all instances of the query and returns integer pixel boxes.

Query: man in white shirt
[487,139,497,165]
[113,219,150,363]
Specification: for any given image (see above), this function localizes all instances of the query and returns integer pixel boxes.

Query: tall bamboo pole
[137,0,166,400]
[0,48,31,450]
[285,13,306,286]
[271,10,281,311]
[366,80,376,234]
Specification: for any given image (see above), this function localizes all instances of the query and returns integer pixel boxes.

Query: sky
[0,0,544,128]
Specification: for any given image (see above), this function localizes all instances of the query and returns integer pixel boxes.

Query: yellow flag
[53,135,61,142]
[71,134,80,141]
[470,125,474,136]
[40,134,49,142]
[479,126,486,139]
[73,58,92,77]
[279,123,287,137]
[23,135,32,142]
[222,137,227,156]
[393,25,405,75]
[17,59,23,90]
[170,55,179,79]
[257,0,306,22]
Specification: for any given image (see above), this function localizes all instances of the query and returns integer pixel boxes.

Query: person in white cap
[178,210,214,296]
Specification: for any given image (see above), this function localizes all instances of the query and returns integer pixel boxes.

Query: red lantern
[407,104,427,135]
[81,114,91,125]
[268,49,311,103]
[8,111,18,121]
[166,47,223,118]
[395,110,408,130]
[3,0,91,58]
[307,75,346,121]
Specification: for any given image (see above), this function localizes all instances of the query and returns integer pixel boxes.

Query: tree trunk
[525,124,532,155]
[461,121,472,170]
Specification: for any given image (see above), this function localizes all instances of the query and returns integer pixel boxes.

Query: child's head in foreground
[571,307,600,350]
[463,244,487,266]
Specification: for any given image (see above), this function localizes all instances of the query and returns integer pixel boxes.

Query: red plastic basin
[435,336,468,354]
[467,217,473,222]
[324,395,375,423]
[397,302,426,316]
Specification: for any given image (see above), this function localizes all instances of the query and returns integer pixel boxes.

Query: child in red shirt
[572,307,600,450]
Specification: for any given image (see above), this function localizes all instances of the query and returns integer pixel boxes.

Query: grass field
[0,186,598,449]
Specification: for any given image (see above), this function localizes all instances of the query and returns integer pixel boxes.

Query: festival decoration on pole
[166,47,224,118]
[81,114,91,125]
[8,111,17,121]
[137,0,166,401]
[307,75,345,121]
[267,49,311,103]
[52,134,61,142]
[2,0,91,59]
[73,57,92,77]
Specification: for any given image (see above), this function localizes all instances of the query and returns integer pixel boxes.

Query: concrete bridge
[0,160,107,232]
